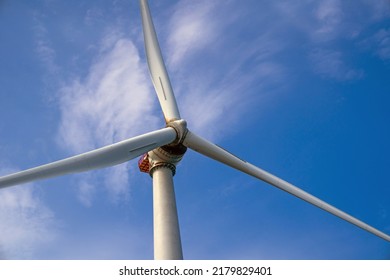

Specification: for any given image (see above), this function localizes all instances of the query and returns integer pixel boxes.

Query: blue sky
[0,0,389,260]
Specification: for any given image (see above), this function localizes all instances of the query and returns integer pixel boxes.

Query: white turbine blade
[0,127,177,189]
[183,130,390,242]
[140,0,181,123]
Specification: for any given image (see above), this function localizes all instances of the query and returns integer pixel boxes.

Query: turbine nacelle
[138,119,188,176]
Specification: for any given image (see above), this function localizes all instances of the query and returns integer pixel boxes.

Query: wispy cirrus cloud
[309,49,364,80]
[274,0,344,42]
[0,168,57,259]
[274,0,389,81]
[31,11,60,84]
[362,0,390,20]
[313,0,343,41]
[167,0,219,68]
[358,27,390,63]
[164,0,285,139]
[56,30,160,205]
[371,28,390,60]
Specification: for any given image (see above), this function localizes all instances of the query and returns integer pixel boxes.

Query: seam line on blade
[159,77,167,100]
[129,142,160,153]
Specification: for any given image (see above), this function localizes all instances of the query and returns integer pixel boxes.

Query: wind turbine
[0,0,389,260]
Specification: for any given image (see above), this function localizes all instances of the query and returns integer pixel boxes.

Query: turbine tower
[0,0,389,260]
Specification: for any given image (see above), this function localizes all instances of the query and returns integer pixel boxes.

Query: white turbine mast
[0,0,389,259]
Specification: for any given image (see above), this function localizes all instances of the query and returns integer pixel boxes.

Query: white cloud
[358,28,390,62]
[56,33,160,205]
[362,0,390,20]
[0,170,57,259]
[314,0,343,40]
[103,164,133,203]
[58,38,159,152]
[167,0,219,67]
[163,1,285,140]
[32,12,60,80]
[273,0,389,82]
[274,0,344,42]
[76,179,95,208]
[84,7,104,26]
[372,28,390,60]
[309,49,364,80]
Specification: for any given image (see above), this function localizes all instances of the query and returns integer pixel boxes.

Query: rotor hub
[138,119,188,176]
[166,119,188,145]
